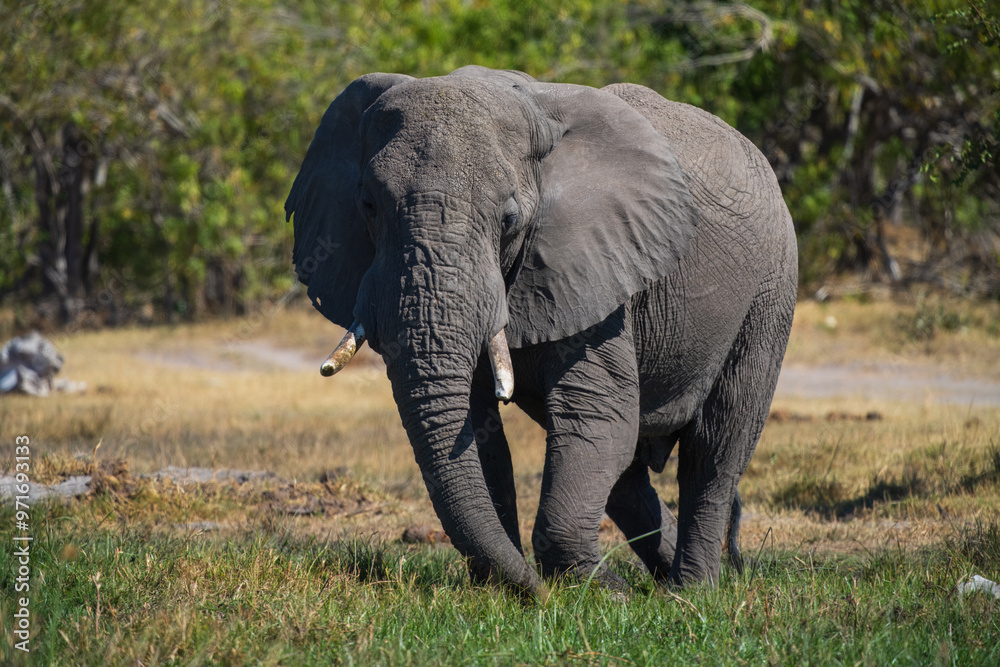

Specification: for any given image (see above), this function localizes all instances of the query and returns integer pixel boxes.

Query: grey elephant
[286,66,796,596]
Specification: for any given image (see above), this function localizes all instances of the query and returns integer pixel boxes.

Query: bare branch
[647,2,776,71]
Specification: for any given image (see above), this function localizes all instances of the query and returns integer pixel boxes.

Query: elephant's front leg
[531,309,639,589]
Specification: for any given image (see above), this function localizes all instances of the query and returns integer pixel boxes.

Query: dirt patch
[251,481,389,519]
[147,466,280,485]
[769,409,884,423]
[775,362,1000,406]
[224,340,319,372]
[133,349,243,373]
[401,524,450,544]
[134,339,384,375]
[4,457,390,522]
[146,465,389,520]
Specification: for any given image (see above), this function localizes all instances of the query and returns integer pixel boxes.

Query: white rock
[957,575,1000,599]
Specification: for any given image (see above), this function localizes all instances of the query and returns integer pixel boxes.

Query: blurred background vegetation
[1,0,998,326]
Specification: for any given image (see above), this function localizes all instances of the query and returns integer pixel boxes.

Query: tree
[2,0,998,325]
[0,0,326,321]
[725,0,1000,293]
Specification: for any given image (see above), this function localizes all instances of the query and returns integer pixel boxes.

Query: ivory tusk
[488,328,515,402]
[320,322,366,377]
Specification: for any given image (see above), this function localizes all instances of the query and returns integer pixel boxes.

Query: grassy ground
[1,293,999,664]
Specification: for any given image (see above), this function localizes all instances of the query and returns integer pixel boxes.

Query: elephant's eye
[502,198,520,228]
[358,188,376,219]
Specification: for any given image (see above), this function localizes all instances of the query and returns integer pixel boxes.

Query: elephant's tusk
[320,321,366,377]
[488,328,515,402]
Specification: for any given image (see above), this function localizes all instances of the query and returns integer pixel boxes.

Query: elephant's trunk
[391,370,540,593]
[365,201,540,595]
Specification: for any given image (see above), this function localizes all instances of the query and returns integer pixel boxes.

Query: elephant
[285,65,797,596]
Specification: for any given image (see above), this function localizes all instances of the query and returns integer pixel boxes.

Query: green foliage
[932,1,1000,184]
[0,0,323,314]
[729,0,1000,285]
[901,297,972,340]
[1,0,998,318]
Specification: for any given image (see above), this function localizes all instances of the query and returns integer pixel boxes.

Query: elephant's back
[602,82,794,259]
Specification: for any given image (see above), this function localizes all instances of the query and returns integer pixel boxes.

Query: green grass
[1,301,999,664]
[2,503,999,666]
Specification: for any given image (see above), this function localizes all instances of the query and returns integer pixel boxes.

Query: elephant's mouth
[320,320,515,401]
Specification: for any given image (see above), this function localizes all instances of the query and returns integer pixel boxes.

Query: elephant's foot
[540,561,630,594]
[577,564,630,594]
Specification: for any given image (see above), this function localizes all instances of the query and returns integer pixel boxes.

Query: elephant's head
[285,66,696,594]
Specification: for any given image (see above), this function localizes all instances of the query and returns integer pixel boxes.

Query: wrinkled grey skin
[286,66,797,596]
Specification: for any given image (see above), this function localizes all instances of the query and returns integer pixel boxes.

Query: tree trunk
[33,122,94,323]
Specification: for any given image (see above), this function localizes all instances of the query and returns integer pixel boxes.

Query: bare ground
[776,362,1000,406]
[134,334,1000,406]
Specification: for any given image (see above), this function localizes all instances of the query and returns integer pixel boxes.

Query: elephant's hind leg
[605,454,678,581]
[671,282,793,586]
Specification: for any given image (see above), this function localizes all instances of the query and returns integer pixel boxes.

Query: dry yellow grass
[1,295,997,558]
[786,292,1000,375]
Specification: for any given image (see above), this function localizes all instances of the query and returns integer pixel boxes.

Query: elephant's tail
[726,490,745,575]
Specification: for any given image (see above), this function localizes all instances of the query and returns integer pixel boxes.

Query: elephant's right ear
[285,73,412,328]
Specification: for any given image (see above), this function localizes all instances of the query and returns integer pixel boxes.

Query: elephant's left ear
[504,83,697,347]
[285,73,413,329]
